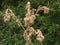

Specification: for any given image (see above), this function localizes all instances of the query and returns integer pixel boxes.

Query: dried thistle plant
[23,1,49,45]
[4,8,25,31]
[3,1,49,45]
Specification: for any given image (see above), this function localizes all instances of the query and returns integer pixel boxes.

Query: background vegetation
[0,0,60,45]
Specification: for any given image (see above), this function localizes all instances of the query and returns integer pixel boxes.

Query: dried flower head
[36,29,44,42]
[4,14,11,23]
[26,1,31,17]
[26,1,30,9]
[4,9,11,23]
[29,15,36,24]
[42,6,49,14]
[29,27,36,36]
[24,17,30,27]
[24,15,36,27]
[36,6,49,14]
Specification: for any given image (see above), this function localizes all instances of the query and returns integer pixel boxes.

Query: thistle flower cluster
[3,1,49,45]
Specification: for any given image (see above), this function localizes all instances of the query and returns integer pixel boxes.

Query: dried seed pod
[42,6,49,14]
[29,15,36,25]
[24,14,36,27]
[29,27,36,36]
[36,6,49,14]
[4,14,11,23]
[36,29,44,42]
[26,1,30,10]
[4,9,11,23]
[24,17,30,27]
[44,8,49,14]
[26,1,31,16]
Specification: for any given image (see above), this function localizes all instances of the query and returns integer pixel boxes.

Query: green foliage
[0,0,60,45]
